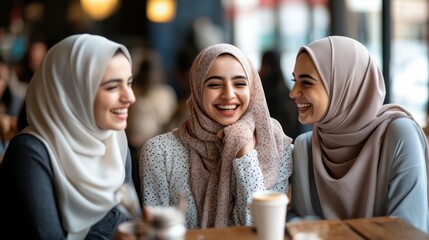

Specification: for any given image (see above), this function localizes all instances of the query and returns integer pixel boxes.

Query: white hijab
[23,34,130,239]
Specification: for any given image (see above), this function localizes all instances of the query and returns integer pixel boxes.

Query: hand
[236,134,256,158]
[112,228,137,240]
[113,208,151,240]
[112,221,149,240]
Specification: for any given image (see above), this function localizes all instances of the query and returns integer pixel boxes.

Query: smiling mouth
[216,104,238,110]
[111,108,128,114]
[297,103,312,111]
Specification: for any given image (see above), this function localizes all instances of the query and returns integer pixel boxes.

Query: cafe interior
[0,0,428,132]
[0,0,429,239]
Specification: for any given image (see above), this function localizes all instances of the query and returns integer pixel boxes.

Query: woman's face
[202,54,250,126]
[290,52,329,124]
[94,53,135,130]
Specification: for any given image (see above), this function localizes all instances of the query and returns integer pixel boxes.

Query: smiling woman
[0,34,137,239]
[202,54,251,127]
[290,52,329,125]
[94,51,135,131]
[288,36,429,233]
[136,43,293,231]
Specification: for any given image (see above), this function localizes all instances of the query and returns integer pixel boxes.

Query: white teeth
[217,105,237,110]
[297,103,311,108]
[111,108,128,114]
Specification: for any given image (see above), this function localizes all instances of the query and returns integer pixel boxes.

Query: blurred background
[0,0,428,147]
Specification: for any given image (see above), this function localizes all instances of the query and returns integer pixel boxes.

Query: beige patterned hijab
[302,36,429,219]
[174,43,292,227]
[23,34,130,239]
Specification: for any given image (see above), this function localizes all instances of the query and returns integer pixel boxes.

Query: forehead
[101,54,131,79]
[295,52,313,67]
[294,52,319,73]
[212,53,239,64]
[208,54,244,73]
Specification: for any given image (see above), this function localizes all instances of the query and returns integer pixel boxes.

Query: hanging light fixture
[147,0,176,23]
[81,0,120,20]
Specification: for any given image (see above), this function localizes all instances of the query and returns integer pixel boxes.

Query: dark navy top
[0,133,133,239]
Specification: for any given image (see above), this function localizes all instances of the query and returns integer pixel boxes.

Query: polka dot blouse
[139,132,293,229]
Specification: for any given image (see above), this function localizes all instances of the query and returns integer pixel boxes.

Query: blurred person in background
[139,43,293,228]
[0,56,17,161]
[288,36,428,233]
[126,48,177,199]
[10,37,48,132]
[0,34,136,239]
[164,45,198,132]
[126,48,177,150]
[259,49,304,140]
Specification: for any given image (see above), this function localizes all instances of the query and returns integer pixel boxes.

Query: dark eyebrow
[100,76,133,86]
[205,75,223,82]
[205,74,247,83]
[294,73,317,81]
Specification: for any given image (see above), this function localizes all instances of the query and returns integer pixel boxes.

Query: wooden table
[185,216,429,240]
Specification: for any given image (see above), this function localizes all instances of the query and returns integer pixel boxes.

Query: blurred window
[391,0,428,126]
[226,0,428,126]
[223,0,330,90]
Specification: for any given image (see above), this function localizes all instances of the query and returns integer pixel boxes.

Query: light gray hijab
[302,36,428,219]
[23,34,131,239]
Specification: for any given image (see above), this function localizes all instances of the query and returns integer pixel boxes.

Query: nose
[121,87,136,104]
[289,84,301,100]
[221,82,235,99]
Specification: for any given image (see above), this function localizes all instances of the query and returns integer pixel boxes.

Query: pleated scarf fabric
[301,36,429,219]
[174,44,292,227]
[23,34,130,239]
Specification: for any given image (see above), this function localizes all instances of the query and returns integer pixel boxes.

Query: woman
[288,36,429,232]
[0,34,136,239]
[139,43,293,228]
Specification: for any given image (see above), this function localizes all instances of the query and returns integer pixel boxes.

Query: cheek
[94,94,104,112]
[315,93,329,119]
[244,94,250,109]
[242,91,251,109]
[93,100,103,125]
[321,97,329,115]
[201,90,215,111]
[93,94,109,121]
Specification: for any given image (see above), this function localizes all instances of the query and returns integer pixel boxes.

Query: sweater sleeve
[287,132,323,222]
[0,134,133,240]
[231,144,293,226]
[0,134,67,239]
[382,118,428,233]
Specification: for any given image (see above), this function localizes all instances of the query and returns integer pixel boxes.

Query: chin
[219,119,239,126]
[298,117,310,125]
[108,124,127,131]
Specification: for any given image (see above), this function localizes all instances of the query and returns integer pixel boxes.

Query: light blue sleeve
[287,132,323,222]
[231,144,293,226]
[383,118,428,233]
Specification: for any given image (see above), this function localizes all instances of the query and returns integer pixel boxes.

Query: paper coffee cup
[250,191,289,240]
